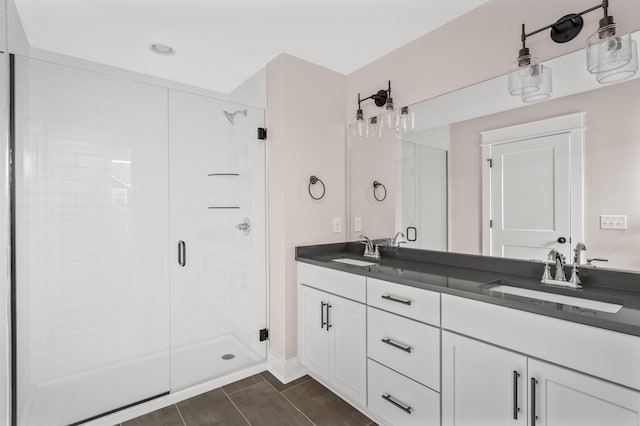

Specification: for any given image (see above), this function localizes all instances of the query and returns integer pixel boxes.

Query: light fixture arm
[357,80,392,109]
[520,0,610,46]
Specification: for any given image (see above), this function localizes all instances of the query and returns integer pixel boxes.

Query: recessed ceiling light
[150,43,175,56]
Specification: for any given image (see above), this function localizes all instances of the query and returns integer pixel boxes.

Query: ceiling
[14,0,490,94]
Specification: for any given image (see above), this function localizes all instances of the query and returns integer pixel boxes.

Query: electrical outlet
[333,217,341,234]
[354,217,362,232]
[600,215,627,230]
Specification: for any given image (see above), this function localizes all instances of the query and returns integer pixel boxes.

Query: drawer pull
[513,371,520,420]
[381,338,412,353]
[381,294,412,305]
[381,394,412,414]
[531,378,538,426]
[320,301,327,329]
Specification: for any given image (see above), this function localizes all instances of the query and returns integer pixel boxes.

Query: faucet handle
[586,258,608,266]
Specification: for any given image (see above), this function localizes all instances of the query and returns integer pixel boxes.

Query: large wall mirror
[349,31,640,272]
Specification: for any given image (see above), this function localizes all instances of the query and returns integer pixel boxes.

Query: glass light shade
[350,117,366,138]
[508,56,542,95]
[398,109,415,132]
[587,26,633,74]
[521,65,552,103]
[368,116,383,139]
[383,108,399,128]
[595,40,638,83]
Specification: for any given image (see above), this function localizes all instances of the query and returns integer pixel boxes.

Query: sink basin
[486,284,623,314]
[332,258,377,267]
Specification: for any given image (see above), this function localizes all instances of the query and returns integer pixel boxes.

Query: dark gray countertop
[295,242,640,337]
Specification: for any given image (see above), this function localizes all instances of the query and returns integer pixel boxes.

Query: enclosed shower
[12,56,267,425]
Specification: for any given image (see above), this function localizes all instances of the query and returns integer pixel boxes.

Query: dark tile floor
[118,371,375,426]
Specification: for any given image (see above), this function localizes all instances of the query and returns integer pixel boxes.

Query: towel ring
[309,176,326,200]
[373,180,387,202]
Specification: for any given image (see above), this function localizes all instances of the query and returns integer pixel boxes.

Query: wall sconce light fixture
[350,81,414,138]
[509,0,637,102]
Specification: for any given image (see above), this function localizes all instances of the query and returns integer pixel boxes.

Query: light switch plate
[600,215,627,230]
[354,217,362,232]
[332,217,341,234]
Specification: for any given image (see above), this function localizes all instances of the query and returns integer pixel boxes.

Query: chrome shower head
[222,109,247,125]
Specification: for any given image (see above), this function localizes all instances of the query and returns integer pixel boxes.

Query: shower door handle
[178,240,186,267]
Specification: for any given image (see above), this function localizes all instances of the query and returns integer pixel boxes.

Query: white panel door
[169,90,267,390]
[298,285,329,379]
[328,293,366,406]
[529,359,640,426]
[490,133,571,260]
[442,331,527,426]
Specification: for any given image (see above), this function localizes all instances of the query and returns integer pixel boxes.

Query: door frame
[480,112,585,256]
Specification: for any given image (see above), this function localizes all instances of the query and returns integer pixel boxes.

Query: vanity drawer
[368,359,440,426]
[367,307,440,390]
[297,262,366,302]
[367,278,440,325]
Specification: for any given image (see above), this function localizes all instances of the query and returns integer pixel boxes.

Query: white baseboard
[267,352,306,384]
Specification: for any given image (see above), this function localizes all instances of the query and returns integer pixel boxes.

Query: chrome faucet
[542,248,582,289]
[573,242,587,265]
[390,232,406,247]
[359,235,380,259]
[547,249,567,282]
[568,242,587,286]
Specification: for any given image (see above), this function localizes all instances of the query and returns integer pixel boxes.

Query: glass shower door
[14,57,171,425]
[168,90,267,390]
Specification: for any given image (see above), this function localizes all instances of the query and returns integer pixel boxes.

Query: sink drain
[221,353,236,360]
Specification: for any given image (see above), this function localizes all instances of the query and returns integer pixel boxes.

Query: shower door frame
[5,53,271,426]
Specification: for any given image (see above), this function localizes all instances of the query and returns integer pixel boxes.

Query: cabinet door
[328,294,367,406]
[299,285,329,378]
[442,331,527,426]
[529,359,640,426]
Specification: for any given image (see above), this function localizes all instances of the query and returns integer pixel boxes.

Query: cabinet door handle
[326,304,332,330]
[320,302,327,329]
[513,371,520,419]
[381,294,412,305]
[381,394,412,414]
[531,378,538,426]
[178,240,186,267]
[381,338,412,353]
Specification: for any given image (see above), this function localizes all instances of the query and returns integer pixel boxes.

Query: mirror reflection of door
[482,113,584,261]
[395,126,448,251]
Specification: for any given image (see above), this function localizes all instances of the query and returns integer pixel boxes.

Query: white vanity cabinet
[297,263,367,406]
[442,331,528,426]
[443,331,640,426]
[365,278,442,425]
[528,359,640,426]
[442,294,640,426]
[297,260,640,426]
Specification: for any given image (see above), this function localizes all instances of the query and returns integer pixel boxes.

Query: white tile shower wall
[14,56,171,424]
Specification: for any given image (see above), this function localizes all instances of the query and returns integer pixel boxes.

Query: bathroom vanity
[296,243,640,426]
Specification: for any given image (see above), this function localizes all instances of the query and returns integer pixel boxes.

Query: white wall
[267,54,347,361]
[230,67,267,109]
